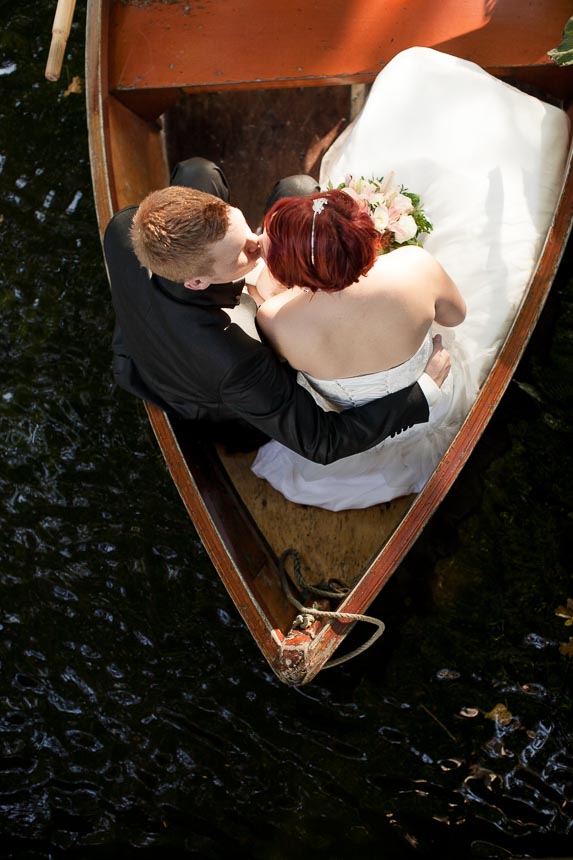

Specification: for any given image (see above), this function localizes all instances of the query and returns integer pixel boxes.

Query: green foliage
[548,16,573,66]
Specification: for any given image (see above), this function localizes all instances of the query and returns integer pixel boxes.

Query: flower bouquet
[327,173,433,253]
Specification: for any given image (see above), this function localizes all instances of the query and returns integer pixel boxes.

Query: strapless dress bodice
[299,333,433,409]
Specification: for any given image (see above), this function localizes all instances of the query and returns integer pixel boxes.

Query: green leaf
[548,17,573,66]
[402,189,420,206]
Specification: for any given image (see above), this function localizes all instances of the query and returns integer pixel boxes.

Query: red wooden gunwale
[87,0,573,684]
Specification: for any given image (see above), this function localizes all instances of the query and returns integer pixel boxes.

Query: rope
[286,544,350,600]
[278,549,385,670]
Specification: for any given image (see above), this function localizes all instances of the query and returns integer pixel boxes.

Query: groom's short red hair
[263,189,380,292]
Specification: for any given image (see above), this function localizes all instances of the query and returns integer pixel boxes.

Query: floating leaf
[548,17,573,66]
[559,637,573,658]
[439,758,463,771]
[436,668,461,681]
[555,597,573,626]
[63,76,83,97]
[485,703,513,725]
[514,380,543,403]
[459,706,479,718]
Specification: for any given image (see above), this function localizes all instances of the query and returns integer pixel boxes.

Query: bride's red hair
[263,189,381,292]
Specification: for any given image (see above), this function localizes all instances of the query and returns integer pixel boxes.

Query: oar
[45,0,77,82]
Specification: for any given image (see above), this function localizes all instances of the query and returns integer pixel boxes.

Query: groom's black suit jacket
[104,206,429,465]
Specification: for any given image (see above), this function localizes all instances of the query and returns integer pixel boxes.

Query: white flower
[348,176,365,194]
[392,214,418,243]
[372,207,389,232]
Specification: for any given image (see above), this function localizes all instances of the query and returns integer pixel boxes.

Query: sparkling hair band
[310,197,328,266]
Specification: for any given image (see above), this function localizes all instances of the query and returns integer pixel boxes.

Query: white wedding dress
[252,330,472,510]
[252,47,570,511]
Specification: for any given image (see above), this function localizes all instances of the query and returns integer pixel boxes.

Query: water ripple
[1,2,572,857]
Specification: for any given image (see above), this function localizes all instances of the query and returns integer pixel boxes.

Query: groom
[104,158,450,463]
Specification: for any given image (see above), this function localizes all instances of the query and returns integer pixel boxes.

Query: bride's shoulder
[377,245,433,269]
[256,288,311,358]
[373,245,444,285]
[256,287,305,331]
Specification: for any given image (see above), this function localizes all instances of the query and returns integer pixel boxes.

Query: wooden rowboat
[86,0,573,685]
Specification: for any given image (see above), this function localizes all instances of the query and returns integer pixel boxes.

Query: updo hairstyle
[263,189,381,292]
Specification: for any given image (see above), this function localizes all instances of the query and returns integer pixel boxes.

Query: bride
[250,188,468,511]
[249,46,569,511]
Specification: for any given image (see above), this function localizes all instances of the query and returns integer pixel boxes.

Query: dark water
[1,2,573,857]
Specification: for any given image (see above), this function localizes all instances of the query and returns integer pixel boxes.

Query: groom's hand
[424,334,451,388]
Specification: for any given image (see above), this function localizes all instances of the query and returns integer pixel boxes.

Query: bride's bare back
[257,245,466,380]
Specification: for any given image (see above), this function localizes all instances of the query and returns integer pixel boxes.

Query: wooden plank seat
[110,0,571,91]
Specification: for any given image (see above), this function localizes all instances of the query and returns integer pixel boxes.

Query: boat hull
[87,0,573,683]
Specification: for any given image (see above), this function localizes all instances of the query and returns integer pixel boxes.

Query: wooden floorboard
[164,86,352,227]
[218,447,415,590]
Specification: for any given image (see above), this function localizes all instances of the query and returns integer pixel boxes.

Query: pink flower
[379,172,396,194]
[341,186,361,202]
[359,181,379,200]
[341,186,371,212]
[391,193,414,215]
[369,192,389,209]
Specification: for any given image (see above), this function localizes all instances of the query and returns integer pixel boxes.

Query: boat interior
[168,82,418,593]
[90,0,573,678]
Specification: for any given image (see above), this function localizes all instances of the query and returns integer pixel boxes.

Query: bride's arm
[386,246,466,328]
[425,253,466,327]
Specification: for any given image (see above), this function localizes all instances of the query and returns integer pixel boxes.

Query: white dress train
[251,47,570,510]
